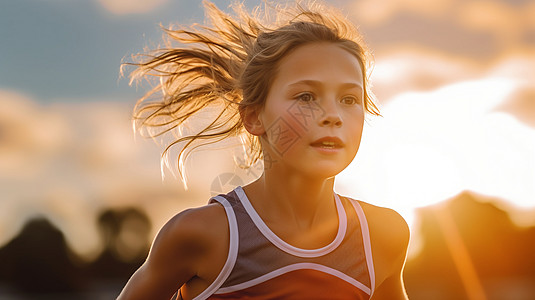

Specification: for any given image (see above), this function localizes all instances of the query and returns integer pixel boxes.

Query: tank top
[190,186,375,299]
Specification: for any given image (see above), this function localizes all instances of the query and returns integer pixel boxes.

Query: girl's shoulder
[150,202,230,286]
[159,202,229,251]
[147,202,230,274]
[353,200,410,292]
[355,200,410,254]
[341,197,409,245]
[116,203,230,299]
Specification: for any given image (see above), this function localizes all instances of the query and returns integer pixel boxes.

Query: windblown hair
[125,0,379,183]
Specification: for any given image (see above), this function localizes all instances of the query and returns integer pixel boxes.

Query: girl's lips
[310,137,344,154]
[310,136,345,148]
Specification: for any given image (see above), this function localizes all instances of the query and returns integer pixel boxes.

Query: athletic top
[185,186,375,300]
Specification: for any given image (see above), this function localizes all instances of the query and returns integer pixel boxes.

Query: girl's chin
[264,162,343,179]
[263,150,350,177]
[299,163,346,179]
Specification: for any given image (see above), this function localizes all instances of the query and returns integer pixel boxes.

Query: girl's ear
[240,106,265,136]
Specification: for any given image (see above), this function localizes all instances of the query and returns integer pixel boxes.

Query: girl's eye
[340,96,361,105]
[296,93,314,102]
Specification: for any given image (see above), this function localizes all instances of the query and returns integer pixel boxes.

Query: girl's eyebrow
[287,80,364,91]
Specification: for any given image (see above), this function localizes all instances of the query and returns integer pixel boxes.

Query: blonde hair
[125,0,379,183]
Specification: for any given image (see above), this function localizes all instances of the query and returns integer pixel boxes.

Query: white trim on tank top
[214,262,371,295]
[192,195,239,300]
[235,186,347,258]
[350,200,376,295]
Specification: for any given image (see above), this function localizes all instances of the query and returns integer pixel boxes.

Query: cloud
[487,52,535,83]
[497,85,535,128]
[96,0,169,15]
[457,1,535,43]
[349,0,450,25]
[371,50,535,125]
[0,90,71,179]
[489,54,535,127]
[346,0,535,59]
[337,76,535,229]
[371,49,480,103]
[0,91,223,259]
[0,90,80,254]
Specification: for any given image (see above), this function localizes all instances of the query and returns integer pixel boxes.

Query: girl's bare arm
[117,205,227,300]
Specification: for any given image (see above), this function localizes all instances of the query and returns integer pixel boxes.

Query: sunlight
[434,206,488,300]
[381,143,463,208]
[337,75,535,230]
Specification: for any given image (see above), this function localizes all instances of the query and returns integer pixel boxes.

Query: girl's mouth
[310,137,344,149]
[311,141,340,149]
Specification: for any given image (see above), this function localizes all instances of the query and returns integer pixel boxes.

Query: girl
[118,1,410,299]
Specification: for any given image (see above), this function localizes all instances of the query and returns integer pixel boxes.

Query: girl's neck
[243,169,337,231]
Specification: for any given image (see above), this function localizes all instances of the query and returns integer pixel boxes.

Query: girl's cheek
[263,101,324,157]
[264,112,303,157]
[287,101,325,133]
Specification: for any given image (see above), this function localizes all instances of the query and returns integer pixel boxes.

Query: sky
[0,0,534,260]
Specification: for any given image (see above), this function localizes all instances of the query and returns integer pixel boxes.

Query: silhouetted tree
[0,217,84,296]
[88,207,151,280]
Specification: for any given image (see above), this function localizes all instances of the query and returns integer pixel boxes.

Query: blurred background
[0,0,534,299]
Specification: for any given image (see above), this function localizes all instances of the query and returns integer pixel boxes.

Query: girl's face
[256,42,365,179]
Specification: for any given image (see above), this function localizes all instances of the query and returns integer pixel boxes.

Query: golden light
[336,70,535,229]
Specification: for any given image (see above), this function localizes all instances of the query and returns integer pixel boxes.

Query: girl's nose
[319,103,342,127]
[318,101,342,127]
